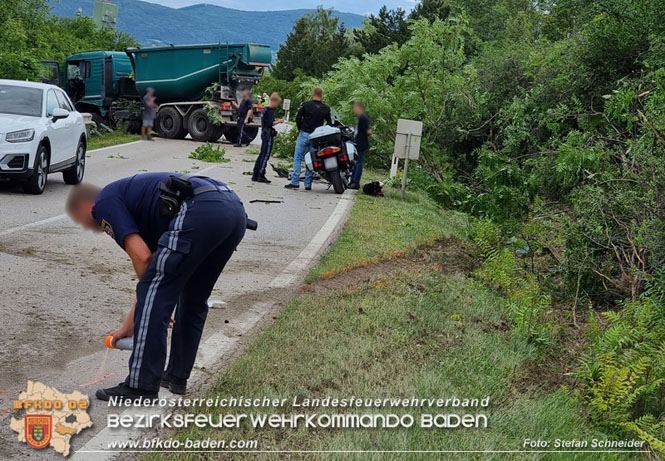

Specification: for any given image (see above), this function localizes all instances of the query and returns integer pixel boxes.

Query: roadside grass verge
[146,184,638,460]
[307,178,468,282]
[87,130,141,151]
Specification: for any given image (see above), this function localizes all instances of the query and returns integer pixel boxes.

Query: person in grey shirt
[142,88,158,141]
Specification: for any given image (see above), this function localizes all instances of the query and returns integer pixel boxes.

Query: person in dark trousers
[285,87,332,190]
[141,88,158,141]
[66,173,247,401]
[348,101,372,189]
[253,92,285,183]
[232,90,253,147]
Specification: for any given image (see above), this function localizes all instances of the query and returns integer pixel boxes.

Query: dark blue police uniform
[254,106,276,176]
[236,98,252,146]
[92,172,246,391]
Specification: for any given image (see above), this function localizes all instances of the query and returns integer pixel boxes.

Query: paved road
[0,137,354,459]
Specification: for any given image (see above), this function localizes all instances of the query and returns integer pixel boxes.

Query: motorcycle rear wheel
[330,168,346,194]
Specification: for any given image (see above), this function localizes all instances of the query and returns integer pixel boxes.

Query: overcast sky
[140,0,417,16]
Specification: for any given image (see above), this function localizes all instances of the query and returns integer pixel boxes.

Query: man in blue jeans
[348,101,372,189]
[285,87,332,190]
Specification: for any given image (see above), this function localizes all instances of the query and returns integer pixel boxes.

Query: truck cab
[64,51,135,123]
[41,51,135,126]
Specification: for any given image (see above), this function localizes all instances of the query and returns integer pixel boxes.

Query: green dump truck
[126,43,271,142]
[43,43,272,142]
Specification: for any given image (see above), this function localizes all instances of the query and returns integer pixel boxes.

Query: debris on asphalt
[270,163,289,178]
[208,300,226,309]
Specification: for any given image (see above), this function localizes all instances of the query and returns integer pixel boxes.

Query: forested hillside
[48,0,364,49]
[263,0,665,451]
[0,0,136,80]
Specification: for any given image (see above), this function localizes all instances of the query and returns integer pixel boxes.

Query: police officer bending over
[67,172,248,401]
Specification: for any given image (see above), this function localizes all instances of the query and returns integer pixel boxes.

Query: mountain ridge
[49,0,365,50]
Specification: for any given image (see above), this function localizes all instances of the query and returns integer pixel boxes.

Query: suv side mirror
[52,107,69,121]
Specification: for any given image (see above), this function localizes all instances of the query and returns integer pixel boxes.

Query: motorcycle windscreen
[323,156,338,171]
[305,152,314,171]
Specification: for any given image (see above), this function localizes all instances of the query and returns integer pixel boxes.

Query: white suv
[0,79,87,194]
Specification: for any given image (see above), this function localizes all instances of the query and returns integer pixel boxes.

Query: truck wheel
[157,107,187,139]
[330,169,346,194]
[127,120,142,135]
[223,126,238,143]
[244,126,259,143]
[63,138,86,185]
[206,125,225,142]
[188,108,216,142]
[24,145,49,195]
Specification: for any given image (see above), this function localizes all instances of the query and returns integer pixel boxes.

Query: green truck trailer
[43,43,272,142]
[127,43,271,142]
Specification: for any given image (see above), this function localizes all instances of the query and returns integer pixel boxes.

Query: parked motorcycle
[305,121,357,194]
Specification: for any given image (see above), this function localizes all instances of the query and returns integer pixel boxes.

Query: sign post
[283,99,291,123]
[401,146,410,199]
[392,119,422,199]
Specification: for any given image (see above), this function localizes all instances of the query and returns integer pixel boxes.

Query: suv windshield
[0,85,43,117]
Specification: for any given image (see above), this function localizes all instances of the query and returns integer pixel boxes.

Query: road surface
[0,136,354,459]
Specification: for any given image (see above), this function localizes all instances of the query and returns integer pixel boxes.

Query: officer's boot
[161,373,187,395]
[95,382,158,402]
[257,171,271,183]
[251,171,259,182]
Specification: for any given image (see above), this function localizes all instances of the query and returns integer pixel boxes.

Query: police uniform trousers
[253,128,274,175]
[126,188,246,391]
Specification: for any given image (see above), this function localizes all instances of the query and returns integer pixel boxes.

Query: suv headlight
[6,129,35,143]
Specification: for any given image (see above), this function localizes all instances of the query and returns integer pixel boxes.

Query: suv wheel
[23,145,49,195]
[63,139,86,185]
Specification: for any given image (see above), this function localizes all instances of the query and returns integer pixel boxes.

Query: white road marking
[191,164,218,175]
[269,196,355,288]
[71,192,355,460]
[0,214,68,237]
[87,140,144,154]
[0,165,218,238]
[0,140,146,238]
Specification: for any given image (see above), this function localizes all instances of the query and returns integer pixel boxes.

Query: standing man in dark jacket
[348,101,372,189]
[233,90,253,147]
[253,92,284,183]
[285,87,332,190]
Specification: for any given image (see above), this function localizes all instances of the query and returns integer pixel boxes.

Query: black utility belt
[157,174,258,231]
[262,127,278,137]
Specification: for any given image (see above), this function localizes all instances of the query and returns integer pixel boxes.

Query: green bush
[188,143,229,163]
[471,219,553,347]
[577,287,665,452]
[272,127,298,159]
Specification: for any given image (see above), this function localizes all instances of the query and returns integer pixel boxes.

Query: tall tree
[409,0,451,23]
[0,0,136,81]
[272,7,351,80]
[353,7,410,55]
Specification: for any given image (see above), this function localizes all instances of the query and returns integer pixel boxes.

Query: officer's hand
[110,322,134,341]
